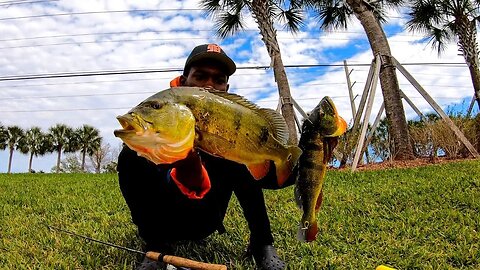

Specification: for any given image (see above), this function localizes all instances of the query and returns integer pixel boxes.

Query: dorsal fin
[258,108,289,145]
[213,91,260,111]
[213,92,289,144]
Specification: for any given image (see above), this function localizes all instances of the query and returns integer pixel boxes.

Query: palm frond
[214,11,246,38]
[313,1,353,30]
[406,0,441,33]
[276,7,305,33]
[383,0,408,7]
[199,0,222,13]
[428,26,453,55]
[199,0,248,38]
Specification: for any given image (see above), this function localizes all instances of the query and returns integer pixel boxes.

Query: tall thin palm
[1,123,8,170]
[5,126,24,173]
[299,0,415,160]
[75,125,102,171]
[48,124,74,173]
[19,127,50,173]
[406,0,480,110]
[0,123,7,151]
[200,0,304,144]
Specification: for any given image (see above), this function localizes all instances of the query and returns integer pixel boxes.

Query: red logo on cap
[207,44,222,53]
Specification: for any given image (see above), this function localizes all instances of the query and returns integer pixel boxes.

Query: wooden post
[352,55,382,171]
[393,57,479,158]
[467,94,476,118]
[399,89,424,120]
[352,59,375,131]
[279,97,307,134]
[344,60,357,119]
[360,102,385,161]
[291,97,308,119]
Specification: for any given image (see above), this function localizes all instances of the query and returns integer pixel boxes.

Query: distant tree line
[336,112,480,166]
[0,123,117,173]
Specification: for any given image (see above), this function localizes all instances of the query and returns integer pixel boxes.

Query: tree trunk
[96,162,101,173]
[456,15,480,150]
[346,0,414,160]
[81,148,86,172]
[251,0,298,144]
[457,16,480,111]
[7,147,14,174]
[466,60,480,111]
[56,145,62,173]
[29,153,33,173]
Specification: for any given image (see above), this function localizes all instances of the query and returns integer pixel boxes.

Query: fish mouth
[317,97,347,137]
[323,97,347,136]
[114,114,152,137]
[321,96,336,113]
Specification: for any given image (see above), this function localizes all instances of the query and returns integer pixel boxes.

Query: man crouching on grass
[117,44,298,270]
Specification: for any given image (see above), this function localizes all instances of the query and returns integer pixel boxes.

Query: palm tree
[75,125,102,171]
[0,123,7,169]
[5,126,24,173]
[18,127,50,173]
[200,0,304,144]
[0,123,7,151]
[299,0,415,160]
[406,0,480,111]
[48,124,75,173]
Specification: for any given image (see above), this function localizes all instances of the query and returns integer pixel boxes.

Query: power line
[0,67,470,90]
[0,29,426,43]
[0,0,56,6]
[0,62,467,82]
[0,67,470,89]
[0,8,204,21]
[1,91,155,100]
[0,67,182,81]
[0,95,471,113]
[0,107,128,113]
[2,36,437,51]
[1,82,351,100]
[0,29,215,42]
[0,72,280,89]
[0,37,220,50]
[0,83,471,101]
[0,96,350,113]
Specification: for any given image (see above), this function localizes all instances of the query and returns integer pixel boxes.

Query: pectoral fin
[246,161,271,180]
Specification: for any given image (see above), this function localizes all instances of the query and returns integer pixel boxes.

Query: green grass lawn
[1,159,479,269]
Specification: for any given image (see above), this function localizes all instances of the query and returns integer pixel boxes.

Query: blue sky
[0,0,477,173]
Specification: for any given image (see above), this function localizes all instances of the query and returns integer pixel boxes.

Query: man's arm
[169,150,211,199]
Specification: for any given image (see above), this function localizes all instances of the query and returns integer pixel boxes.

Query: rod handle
[146,251,227,270]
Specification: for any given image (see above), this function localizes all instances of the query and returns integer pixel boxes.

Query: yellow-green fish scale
[163,88,289,163]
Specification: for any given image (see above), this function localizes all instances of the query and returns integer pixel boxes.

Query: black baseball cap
[183,44,236,76]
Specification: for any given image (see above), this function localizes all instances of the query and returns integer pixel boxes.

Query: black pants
[117,147,278,251]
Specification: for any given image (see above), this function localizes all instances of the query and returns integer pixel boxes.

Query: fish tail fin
[297,220,318,242]
[276,146,302,186]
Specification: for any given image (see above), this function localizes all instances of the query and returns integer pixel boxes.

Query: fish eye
[150,102,162,109]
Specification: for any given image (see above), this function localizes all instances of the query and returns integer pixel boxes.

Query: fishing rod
[47,224,227,270]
